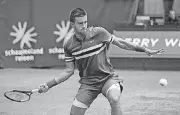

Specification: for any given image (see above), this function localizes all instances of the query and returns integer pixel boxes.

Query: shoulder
[86,26,109,35]
[85,26,108,38]
[93,27,109,34]
[63,35,74,51]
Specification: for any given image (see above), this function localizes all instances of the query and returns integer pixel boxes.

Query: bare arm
[55,61,75,84]
[112,35,164,56]
[112,35,146,52]
[38,61,75,93]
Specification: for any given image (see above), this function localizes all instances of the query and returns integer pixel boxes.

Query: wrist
[135,45,146,52]
[46,78,58,88]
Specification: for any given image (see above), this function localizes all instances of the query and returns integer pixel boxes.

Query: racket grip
[32,89,39,93]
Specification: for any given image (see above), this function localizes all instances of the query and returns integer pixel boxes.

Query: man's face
[72,15,88,35]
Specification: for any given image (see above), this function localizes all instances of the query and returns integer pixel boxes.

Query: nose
[83,23,86,28]
[83,21,87,27]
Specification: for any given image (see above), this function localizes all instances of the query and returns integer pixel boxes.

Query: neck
[75,32,85,42]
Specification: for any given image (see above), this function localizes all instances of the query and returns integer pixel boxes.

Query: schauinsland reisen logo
[48,20,74,60]
[4,21,44,62]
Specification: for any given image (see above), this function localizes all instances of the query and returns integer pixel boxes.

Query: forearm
[46,69,74,88]
[112,36,163,57]
[113,36,147,52]
[134,44,147,52]
[120,39,147,52]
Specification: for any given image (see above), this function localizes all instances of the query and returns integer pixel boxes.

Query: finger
[10,32,17,37]
[26,27,35,33]
[56,24,62,30]
[26,42,32,48]
[56,37,64,43]
[23,21,27,30]
[40,85,45,88]
[12,37,21,44]
[146,52,151,56]
[18,22,22,29]
[148,53,153,57]
[40,83,47,87]
[156,49,164,54]
[66,21,70,29]
[20,42,24,49]
[53,31,60,35]
[12,25,18,32]
[30,33,38,37]
[29,38,37,43]
[61,20,65,28]
[158,49,164,53]
[38,88,43,93]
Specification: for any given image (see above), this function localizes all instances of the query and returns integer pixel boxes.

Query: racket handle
[31,89,39,93]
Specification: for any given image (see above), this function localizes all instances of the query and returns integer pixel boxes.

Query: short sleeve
[96,27,115,43]
[64,42,75,62]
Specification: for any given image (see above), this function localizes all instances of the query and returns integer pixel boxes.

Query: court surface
[0,69,180,115]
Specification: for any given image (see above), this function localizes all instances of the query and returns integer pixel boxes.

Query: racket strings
[5,92,30,102]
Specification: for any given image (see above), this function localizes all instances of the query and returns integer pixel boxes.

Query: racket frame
[4,89,38,102]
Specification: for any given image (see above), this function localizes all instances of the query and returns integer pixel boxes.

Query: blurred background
[0,0,180,70]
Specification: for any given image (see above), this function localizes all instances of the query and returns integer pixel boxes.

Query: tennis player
[38,8,164,115]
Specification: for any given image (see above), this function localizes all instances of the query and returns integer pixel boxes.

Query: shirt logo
[10,21,38,49]
[89,39,94,43]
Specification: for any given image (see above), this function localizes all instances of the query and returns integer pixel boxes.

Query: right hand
[38,83,49,93]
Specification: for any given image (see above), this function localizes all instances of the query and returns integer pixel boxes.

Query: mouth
[83,28,88,32]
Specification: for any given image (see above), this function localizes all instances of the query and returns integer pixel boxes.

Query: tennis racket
[4,88,39,102]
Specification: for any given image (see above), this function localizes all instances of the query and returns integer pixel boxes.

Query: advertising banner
[110,31,180,58]
[2,21,44,68]
[0,0,38,68]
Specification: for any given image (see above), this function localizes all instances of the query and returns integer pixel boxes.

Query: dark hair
[69,8,87,23]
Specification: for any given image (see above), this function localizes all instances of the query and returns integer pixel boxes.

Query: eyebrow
[78,21,87,24]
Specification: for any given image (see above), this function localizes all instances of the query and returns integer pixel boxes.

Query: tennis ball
[159,78,168,86]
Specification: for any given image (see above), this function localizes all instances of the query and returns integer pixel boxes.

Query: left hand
[145,48,164,57]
